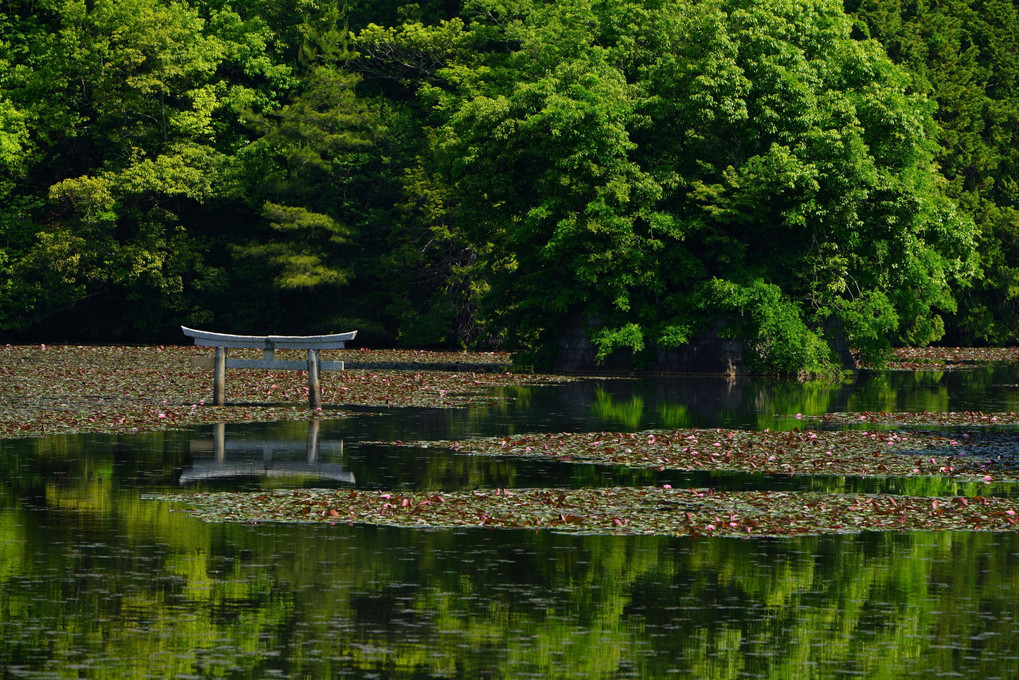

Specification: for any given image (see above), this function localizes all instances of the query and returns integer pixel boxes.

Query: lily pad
[389,428,1019,482]
[147,486,1019,536]
[0,344,569,438]
[883,347,1019,370]
[811,411,1019,427]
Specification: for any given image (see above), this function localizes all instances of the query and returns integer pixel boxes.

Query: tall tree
[0,0,294,337]
[226,64,370,333]
[363,0,976,371]
[848,0,1019,345]
[218,4,409,339]
[0,18,32,293]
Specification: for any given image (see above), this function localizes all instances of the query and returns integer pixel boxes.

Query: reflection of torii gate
[180,421,355,485]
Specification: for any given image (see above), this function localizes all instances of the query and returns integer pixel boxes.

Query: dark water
[2,368,1019,678]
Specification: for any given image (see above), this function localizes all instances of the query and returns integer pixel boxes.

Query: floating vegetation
[148,486,1019,536]
[0,345,569,438]
[884,346,1019,370]
[392,428,1019,482]
[814,411,1019,427]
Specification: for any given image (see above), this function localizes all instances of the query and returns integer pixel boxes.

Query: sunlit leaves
[0,0,315,337]
[374,0,980,372]
[850,0,1019,344]
[0,98,29,192]
[353,17,471,85]
[117,144,223,202]
[0,0,245,334]
[702,278,836,376]
[235,202,354,290]
[644,0,976,370]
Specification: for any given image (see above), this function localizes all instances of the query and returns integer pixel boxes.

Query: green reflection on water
[2,498,1018,678]
[4,365,1019,678]
[593,386,648,430]
[573,365,1019,433]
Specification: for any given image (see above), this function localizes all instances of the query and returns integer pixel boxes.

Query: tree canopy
[0,0,1013,374]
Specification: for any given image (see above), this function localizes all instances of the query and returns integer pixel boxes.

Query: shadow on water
[2,364,1019,677]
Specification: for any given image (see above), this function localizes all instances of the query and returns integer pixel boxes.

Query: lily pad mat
[393,428,1019,483]
[148,486,1019,537]
[0,344,567,438]
[885,346,1019,370]
[151,424,1019,536]
[812,410,1019,427]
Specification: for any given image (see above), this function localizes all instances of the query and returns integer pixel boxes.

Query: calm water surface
[2,369,1019,678]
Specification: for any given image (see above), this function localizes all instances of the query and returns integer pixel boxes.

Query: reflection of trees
[467,366,1019,435]
[4,366,1019,677]
[624,533,1019,679]
[580,378,844,431]
[0,511,26,583]
[847,372,951,416]
[843,366,1019,417]
[6,502,1019,677]
[593,386,648,430]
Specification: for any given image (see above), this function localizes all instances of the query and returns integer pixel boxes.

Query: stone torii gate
[182,326,357,408]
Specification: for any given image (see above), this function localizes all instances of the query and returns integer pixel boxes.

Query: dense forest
[0,0,1016,374]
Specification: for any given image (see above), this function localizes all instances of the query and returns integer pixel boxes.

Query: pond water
[2,368,1019,678]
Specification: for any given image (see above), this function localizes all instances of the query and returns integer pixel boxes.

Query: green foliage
[703,278,837,377]
[237,201,352,290]
[375,0,976,372]
[0,0,250,335]
[221,57,386,334]
[592,323,645,363]
[0,99,29,191]
[836,290,899,366]
[640,0,976,368]
[0,0,1014,371]
[848,0,1019,344]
